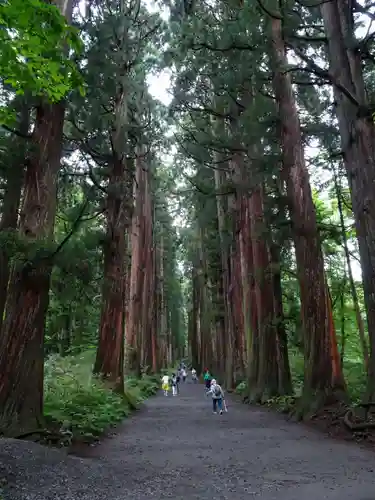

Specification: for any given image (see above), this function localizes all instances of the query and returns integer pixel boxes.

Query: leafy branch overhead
[0,0,84,124]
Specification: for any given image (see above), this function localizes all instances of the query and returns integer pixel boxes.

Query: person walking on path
[206,379,225,414]
[182,367,187,382]
[171,373,178,396]
[176,370,181,393]
[161,374,170,396]
[191,368,197,383]
[203,369,212,390]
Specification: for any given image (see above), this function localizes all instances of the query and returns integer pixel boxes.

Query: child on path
[203,369,212,390]
[171,373,178,396]
[191,368,197,383]
[206,379,225,414]
[161,374,170,396]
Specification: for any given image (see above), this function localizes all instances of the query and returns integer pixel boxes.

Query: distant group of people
[161,365,226,415]
[161,362,188,396]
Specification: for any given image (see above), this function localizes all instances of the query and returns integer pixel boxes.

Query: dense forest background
[1,0,375,441]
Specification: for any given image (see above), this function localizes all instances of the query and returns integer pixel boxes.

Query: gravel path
[1,381,375,499]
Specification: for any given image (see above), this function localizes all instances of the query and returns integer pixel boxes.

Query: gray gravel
[1,381,375,499]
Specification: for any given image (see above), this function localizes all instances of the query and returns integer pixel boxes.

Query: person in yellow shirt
[161,374,170,396]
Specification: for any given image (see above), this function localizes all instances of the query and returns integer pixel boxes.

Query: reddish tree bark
[93,155,129,393]
[0,101,66,432]
[249,186,279,401]
[214,165,235,388]
[334,171,368,370]
[320,0,375,397]
[270,244,292,395]
[243,197,260,390]
[0,102,29,333]
[190,265,201,373]
[139,167,154,371]
[271,15,346,413]
[125,156,143,373]
[233,243,245,378]
[150,244,158,373]
[94,27,135,388]
[326,287,346,390]
[0,0,73,426]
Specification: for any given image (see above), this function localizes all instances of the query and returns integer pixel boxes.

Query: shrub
[289,349,367,403]
[235,381,247,396]
[128,375,160,397]
[44,352,161,439]
[343,359,366,403]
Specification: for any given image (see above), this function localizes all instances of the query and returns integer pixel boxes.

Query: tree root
[14,428,73,446]
[343,409,375,431]
[14,429,46,439]
[291,388,348,421]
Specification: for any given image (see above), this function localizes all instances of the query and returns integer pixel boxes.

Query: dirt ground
[1,381,375,499]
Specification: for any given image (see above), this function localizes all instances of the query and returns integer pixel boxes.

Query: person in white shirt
[182,368,187,382]
[191,368,197,383]
[161,374,170,396]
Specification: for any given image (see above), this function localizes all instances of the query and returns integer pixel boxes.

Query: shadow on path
[1,381,375,499]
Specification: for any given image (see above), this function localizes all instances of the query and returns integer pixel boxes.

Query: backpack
[214,385,221,397]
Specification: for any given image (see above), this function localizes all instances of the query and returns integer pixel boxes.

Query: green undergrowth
[44,351,160,439]
[235,349,367,415]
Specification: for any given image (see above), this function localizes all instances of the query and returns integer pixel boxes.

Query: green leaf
[0,0,84,124]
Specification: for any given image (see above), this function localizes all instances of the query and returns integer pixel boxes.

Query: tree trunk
[0,101,67,433]
[243,197,260,392]
[214,166,235,388]
[334,170,369,370]
[270,244,292,395]
[191,266,200,373]
[150,249,158,373]
[326,286,346,389]
[60,311,71,356]
[0,102,29,333]
[159,233,168,368]
[125,155,143,374]
[232,243,246,380]
[249,186,279,401]
[136,165,147,371]
[228,180,245,383]
[320,0,375,398]
[140,168,154,371]
[152,232,161,372]
[340,274,346,366]
[239,197,250,374]
[197,228,211,372]
[93,156,130,393]
[0,0,72,427]
[271,14,346,414]
[215,268,226,378]
[94,27,133,389]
